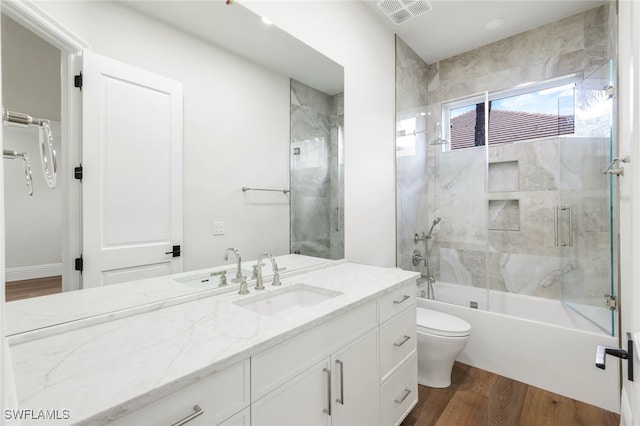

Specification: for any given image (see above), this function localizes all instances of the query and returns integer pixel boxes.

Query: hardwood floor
[5,276,62,302]
[401,362,620,426]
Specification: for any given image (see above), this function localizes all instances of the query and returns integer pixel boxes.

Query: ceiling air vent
[377,0,433,25]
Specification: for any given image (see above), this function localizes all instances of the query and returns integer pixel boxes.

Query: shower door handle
[554,206,559,246]
[554,206,573,247]
[560,205,573,247]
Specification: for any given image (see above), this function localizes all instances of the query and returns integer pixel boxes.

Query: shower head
[429,136,449,145]
[428,122,449,145]
[425,217,442,239]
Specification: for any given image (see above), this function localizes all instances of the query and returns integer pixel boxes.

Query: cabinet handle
[336,360,344,405]
[394,335,411,347]
[323,368,332,415]
[393,295,410,304]
[394,388,412,405]
[170,405,203,426]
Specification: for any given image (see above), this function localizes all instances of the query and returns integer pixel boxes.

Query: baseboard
[5,263,63,282]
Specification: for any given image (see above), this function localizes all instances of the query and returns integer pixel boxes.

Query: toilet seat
[417,308,471,338]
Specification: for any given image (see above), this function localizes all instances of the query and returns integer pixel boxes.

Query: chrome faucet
[224,247,248,294]
[223,247,243,282]
[255,252,282,290]
[417,274,436,300]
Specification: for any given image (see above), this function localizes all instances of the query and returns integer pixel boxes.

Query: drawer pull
[393,295,410,304]
[336,360,344,405]
[171,405,203,426]
[323,368,332,415]
[394,388,412,405]
[394,335,411,347]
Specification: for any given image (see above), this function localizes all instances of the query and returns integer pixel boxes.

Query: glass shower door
[560,60,616,335]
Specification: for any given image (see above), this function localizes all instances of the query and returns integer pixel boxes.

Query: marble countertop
[8,261,419,425]
[6,254,332,338]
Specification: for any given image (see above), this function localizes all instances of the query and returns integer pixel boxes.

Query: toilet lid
[416,307,471,337]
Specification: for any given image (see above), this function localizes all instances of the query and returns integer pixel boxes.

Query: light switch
[213,221,225,236]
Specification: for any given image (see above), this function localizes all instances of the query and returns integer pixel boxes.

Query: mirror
[2,1,344,335]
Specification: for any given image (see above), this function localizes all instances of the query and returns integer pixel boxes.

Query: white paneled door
[81,51,183,287]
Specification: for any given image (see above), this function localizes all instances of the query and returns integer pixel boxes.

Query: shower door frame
[559,59,618,336]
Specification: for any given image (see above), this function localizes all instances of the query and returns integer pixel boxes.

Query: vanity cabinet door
[331,329,379,426]
[251,359,331,426]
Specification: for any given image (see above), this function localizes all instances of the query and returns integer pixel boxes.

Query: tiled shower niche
[488,199,520,231]
[488,161,519,193]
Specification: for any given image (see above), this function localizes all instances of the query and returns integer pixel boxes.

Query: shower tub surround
[7,261,419,425]
[290,79,344,260]
[435,135,611,304]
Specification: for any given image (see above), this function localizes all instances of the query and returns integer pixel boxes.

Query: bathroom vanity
[7,261,419,425]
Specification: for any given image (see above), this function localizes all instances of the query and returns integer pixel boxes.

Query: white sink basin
[234,284,342,316]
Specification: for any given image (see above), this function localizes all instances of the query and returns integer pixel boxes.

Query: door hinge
[604,84,615,99]
[74,165,83,180]
[74,256,84,273]
[605,294,617,311]
[165,245,181,258]
[74,72,83,90]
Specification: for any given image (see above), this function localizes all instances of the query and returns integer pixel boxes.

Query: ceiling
[119,1,344,95]
[362,0,606,64]
[119,0,606,91]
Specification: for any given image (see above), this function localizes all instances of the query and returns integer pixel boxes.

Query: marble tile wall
[427,5,609,106]
[396,5,615,305]
[395,36,433,278]
[290,79,344,260]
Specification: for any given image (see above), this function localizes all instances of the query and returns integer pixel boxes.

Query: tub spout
[426,276,435,300]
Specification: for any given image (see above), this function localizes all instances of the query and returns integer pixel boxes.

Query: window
[442,75,578,150]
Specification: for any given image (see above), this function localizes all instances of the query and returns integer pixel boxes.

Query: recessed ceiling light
[485,17,505,31]
[262,17,273,25]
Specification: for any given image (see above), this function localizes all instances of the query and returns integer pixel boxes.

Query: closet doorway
[2,13,64,301]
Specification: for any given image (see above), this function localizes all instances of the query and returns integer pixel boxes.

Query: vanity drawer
[378,280,416,324]
[251,301,377,401]
[380,352,418,426]
[111,359,250,426]
[379,305,417,382]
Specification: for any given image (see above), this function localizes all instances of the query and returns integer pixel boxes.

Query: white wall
[1,14,60,121]
[618,0,640,422]
[33,1,291,270]
[243,1,397,267]
[3,122,62,274]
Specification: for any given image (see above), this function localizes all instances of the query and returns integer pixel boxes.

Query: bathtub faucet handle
[412,250,426,267]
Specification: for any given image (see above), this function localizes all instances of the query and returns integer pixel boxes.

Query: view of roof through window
[448,83,575,150]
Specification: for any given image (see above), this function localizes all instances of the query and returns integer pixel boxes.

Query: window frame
[441,73,583,151]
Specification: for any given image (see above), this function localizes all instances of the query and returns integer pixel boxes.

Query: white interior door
[619,0,640,423]
[81,50,183,287]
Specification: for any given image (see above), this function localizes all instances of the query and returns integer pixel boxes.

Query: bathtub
[419,282,620,412]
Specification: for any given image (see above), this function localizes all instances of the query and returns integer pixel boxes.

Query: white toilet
[416,307,472,388]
